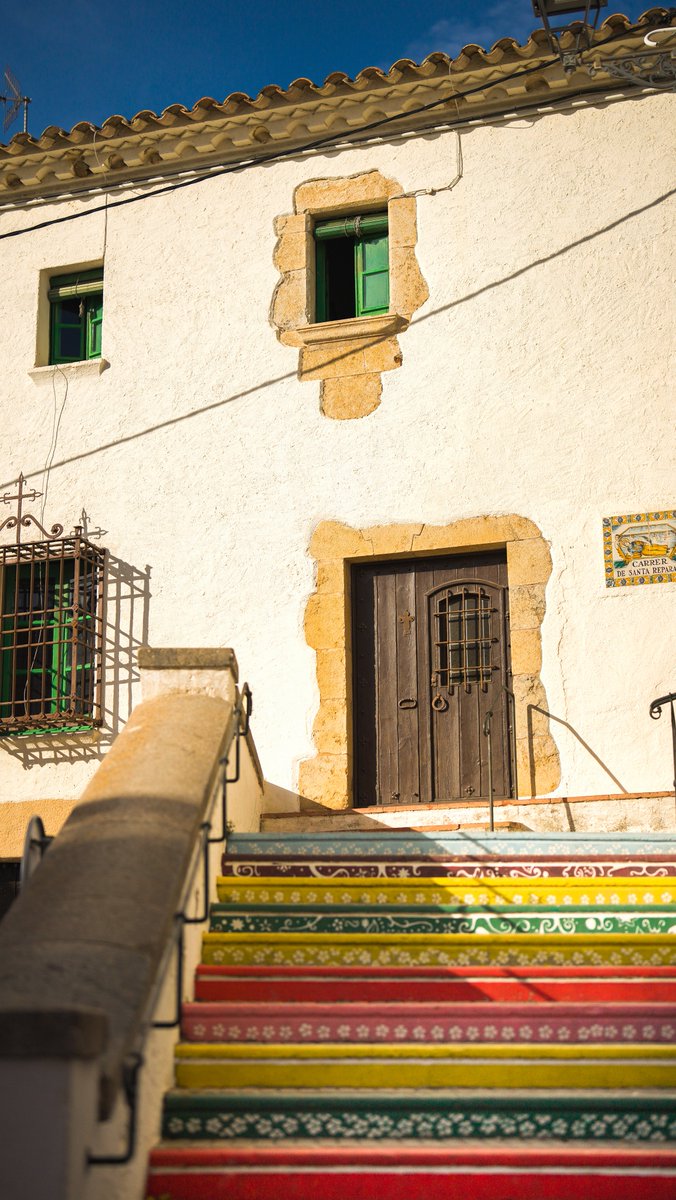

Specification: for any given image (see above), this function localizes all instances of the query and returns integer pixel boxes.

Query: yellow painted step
[174,1041,676,1090]
[216,876,676,906]
[202,931,676,968]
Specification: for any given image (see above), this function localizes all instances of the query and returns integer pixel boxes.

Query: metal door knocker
[431,693,448,712]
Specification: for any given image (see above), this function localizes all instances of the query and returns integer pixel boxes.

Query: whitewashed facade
[0,11,674,846]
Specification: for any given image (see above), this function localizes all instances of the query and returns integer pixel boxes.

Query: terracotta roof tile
[3,6,668,153]
[0,8,671,201]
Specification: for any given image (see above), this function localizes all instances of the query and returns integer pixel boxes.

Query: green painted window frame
[48,268,104,365]
[315,213,389,323]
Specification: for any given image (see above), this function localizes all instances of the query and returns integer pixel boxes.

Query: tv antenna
[1,65,31,136]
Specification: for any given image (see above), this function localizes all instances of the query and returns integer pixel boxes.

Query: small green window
[315,213,389,323]
[49,268,103,365]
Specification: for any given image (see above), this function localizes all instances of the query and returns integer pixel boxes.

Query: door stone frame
[299,515,560,810]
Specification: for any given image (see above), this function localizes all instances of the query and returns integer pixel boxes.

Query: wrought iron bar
[152,917,184,1031]
[87,1052,143,1167]
[650,690,676,803]
[482,709,495,832]
[182,822,212,926]
[503,685,518,802]
[89,681,252,1168]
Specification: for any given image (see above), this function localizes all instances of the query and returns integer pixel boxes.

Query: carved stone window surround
[271,169,428,420]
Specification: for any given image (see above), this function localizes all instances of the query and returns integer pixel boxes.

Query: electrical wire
[0,15,669,243]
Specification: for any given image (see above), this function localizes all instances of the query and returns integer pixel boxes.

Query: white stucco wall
[0,90,673,807]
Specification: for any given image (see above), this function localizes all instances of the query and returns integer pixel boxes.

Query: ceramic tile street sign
[603,510,676,587]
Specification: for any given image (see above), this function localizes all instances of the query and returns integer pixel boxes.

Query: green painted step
[208,903,676,936]
[162,1088,676,1142]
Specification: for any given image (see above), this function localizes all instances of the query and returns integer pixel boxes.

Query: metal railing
[650,690,676,803]
[88,680,252,1167]
[15,680,253,1171]
[482,686,518,833]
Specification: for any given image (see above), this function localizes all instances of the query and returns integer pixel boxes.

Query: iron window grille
[0,476,106,735]
[433,586,496,693]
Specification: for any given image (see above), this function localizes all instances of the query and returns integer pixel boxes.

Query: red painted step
[181,1000,676,1043]
[195,963,676,1005]
[146,1144,676,1200]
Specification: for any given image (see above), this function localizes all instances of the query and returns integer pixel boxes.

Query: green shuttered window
[315,213,389,323]
[49,268,103,364]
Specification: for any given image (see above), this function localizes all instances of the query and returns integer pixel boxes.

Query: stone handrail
[0,648,262,1200]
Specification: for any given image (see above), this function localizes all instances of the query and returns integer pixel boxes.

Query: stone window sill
[29,358,110,382]
[297,313,407,346]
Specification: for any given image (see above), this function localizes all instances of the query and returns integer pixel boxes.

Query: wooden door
[352,551,513,806]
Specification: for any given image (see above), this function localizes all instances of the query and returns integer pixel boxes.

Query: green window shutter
[315,213,388,241]
[356,233,389,317]
[51,298,86,364]
[86,296,103,359]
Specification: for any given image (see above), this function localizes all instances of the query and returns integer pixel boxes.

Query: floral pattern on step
[208,909,676,936]
[224,859,676,879]
[162,1105,676,1142]
[204,942,675,967]
[217,882,676,905]
[182,1015,676,1044]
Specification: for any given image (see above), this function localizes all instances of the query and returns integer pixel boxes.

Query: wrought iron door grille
[0,536,106,734]
[433,586,493,692]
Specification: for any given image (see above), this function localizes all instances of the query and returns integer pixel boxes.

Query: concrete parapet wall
[0,648,264,1200]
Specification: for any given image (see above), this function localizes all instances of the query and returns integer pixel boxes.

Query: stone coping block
[138,647,238,677]
[0,1007,107,1059]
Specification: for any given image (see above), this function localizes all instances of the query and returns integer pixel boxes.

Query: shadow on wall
[0,555,152,771]
[526,703,628,802]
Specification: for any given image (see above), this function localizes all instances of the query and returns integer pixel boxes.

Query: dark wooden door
[353,551,513,806]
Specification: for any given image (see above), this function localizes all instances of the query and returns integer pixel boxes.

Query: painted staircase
[146,830,676,1199]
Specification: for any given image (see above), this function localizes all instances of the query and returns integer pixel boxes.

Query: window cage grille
[433,586,496,693]
[0,475,106,735]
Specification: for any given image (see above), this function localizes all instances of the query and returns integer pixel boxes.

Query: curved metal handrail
[649,690,676,720]
[649,689,676,801]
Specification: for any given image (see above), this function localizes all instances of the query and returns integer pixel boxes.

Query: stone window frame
[299,515,560,810]
[271,169,428,420]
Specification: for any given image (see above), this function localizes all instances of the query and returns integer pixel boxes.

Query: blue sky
[2,0,650,140]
